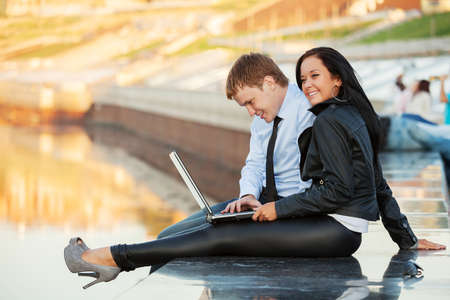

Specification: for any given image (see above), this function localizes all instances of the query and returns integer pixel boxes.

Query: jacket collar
[309,97,349,116]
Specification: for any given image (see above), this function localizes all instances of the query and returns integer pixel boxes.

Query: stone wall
[231,0,426,33]
[232,0,351,32]
[85,104,251,201]
[377,0,421,11]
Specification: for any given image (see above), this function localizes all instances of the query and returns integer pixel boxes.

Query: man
[158,53,314,238]
[159,53,444,251]
[221,53,314,214]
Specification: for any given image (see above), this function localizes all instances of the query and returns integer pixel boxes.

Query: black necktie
[266,116,282,202]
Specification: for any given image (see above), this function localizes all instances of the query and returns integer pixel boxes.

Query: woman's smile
[307,91,319,97]
[300,56,341,106]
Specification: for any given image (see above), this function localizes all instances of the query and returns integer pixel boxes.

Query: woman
[403,79,434,123]
[64,47,445,289]
[440,74,450,124]
[393,76,432,114]
[408,80,432,114]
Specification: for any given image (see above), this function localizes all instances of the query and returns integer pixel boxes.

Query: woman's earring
[333,85,346,102]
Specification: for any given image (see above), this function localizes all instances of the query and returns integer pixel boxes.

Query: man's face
[233,79,281,123]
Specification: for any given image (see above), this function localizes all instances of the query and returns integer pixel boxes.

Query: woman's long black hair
[295,47,382,162]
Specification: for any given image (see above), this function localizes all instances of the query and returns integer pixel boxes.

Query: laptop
[169,151,254,224]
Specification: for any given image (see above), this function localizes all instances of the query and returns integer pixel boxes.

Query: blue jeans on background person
[386,116,450,161]
[385,117,425,151]
[401,113,437,125]
[407,122,450,161]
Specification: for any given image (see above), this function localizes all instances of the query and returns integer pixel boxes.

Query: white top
[330,214,368,233]
[405,91,432,115]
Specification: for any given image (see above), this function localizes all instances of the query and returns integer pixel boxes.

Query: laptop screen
[169,151,213,215]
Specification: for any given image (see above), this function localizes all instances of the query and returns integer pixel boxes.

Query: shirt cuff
[239,187,261,200]
[408,241,419,250]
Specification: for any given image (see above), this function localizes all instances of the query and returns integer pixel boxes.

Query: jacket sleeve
[275,114,354,217]
[375,158,418,249]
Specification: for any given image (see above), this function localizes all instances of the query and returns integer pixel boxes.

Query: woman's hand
[221,195,261,214]
[416,239,446,250]
[252,202,277,222]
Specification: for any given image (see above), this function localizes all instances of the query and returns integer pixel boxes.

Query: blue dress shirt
[239,83,315,199]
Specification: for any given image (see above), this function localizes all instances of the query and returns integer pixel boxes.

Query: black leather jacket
[275,98,417,249]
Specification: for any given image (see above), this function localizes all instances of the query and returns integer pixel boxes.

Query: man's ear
[263,76,276,90]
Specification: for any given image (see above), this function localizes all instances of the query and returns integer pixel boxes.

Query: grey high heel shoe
[64,237,121,289]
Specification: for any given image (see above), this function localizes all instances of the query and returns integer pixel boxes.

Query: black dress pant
[111,215,361,271]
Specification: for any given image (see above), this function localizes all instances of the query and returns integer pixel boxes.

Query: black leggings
[110,215,361,271]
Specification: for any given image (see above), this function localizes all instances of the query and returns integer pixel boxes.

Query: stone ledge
[92,85,252,133]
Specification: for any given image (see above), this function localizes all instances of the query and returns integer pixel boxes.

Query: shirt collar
[309,97,349,116]
[276,84,293,120]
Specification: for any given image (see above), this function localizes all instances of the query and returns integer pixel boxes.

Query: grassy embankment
[175,18,381,57]
[0,16,82,58]
[3,8,450,60]
[212,0,274,12]
[0,15,129,59]
[358,11,450,43]
[246,11,450,44]
[0,10,168,60]
[269,19,382,41]
[167,0,275,57]
[115,39,166,59]
[169,36,254,57]
[0,0,271,60]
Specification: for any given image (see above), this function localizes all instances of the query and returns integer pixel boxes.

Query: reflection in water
[0,125,186,238]
[160,251,421,300]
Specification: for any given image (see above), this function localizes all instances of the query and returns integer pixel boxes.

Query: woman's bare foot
[416,238,446,250]
[78,240,118,267]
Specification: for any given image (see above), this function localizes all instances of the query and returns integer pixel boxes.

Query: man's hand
[416,239,446,250]
[252,202,277,222]
[221,195,262,214]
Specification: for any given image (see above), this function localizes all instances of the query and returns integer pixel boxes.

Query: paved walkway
[105,151,449,300]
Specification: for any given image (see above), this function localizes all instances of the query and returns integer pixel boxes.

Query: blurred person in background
[380,115,450,161]
[380,113,450,187]
[403,79,433,122]
[392,74,411,114]
[383,75,450,161]
[440,75,450,125]
[393,75,435,124]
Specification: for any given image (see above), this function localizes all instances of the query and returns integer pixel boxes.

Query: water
[0,124,189,299]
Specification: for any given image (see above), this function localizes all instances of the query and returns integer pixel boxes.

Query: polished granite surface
[2,127,448,300]
[90,151,450,299]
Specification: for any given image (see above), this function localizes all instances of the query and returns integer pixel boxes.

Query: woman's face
[299,56,342,106]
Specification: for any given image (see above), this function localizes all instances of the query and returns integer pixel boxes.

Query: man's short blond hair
[226,53,289,99]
